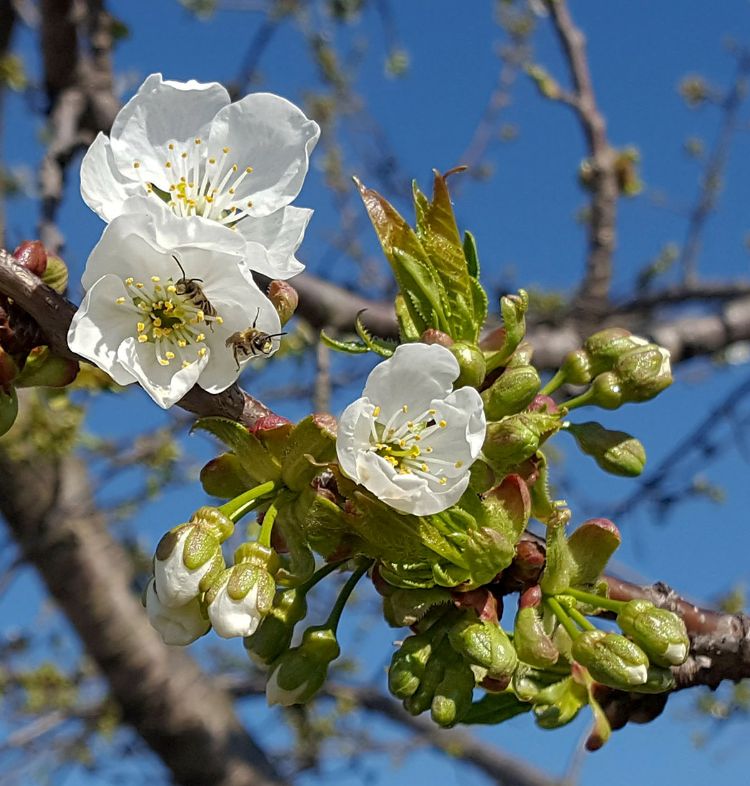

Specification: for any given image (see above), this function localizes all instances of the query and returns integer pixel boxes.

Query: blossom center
[132,140,254,227]
[368,403,460,486]
[114,274,224,368]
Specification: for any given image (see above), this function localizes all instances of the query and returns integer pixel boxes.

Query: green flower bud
[613,344,672,403]
[483,411,561,474]
[0,385,18,437]
[388,632,433,699]
[449,342,486,388]
[403,641,449,716]
[566,421,646,477]
[560,348,594,385]
[514,588,559,668]
[616,599,689,667]
[571,631,649,689]
[584,329,647,373]
[431,658,475,727]
[266,626,340,706]
[244,587,308,665]
[481,365,541,420]
[200,452,252,499]
[532,676,587,729]
[586,372,625,410]
[14,346,79,388]
[448,616,518,680]
[266,280,298,326]
[41,253,68,294]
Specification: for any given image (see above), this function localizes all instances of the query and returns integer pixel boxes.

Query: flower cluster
[69,74,320,407]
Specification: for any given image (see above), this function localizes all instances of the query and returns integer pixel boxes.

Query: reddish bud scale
[526,394,559,414]
[451,588,500,623]
[249,414,292,434]
[519,585,542,609]
[12,240,47,277]
[420,329,454,347]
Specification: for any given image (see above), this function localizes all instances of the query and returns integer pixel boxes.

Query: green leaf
[320,329,369,354]
[462,692,531,725]
[463,230,480,278]
[192,417,281,485]
[355,311,396,357]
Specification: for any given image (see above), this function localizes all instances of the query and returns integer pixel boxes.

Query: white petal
[235,206,311,278]
[207,92,320,216]
[153,529,213,607]
[117,337,208,409]
[145,579,210,646]
[363,343,459,419]
[336,398,376,480]
[80,133,138,221]
[67,275,138,386]
[663,642,687,664]
[208,581,262,639]
[118,196,246,256]
[109,73,230,190]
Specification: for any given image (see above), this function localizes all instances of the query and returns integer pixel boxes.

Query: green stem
[219,481,276,523]
[325,559,372,634]
[545,596,580,641]
[561,388,594,411]
[540,369,567,397]
[566,604,597,632]
[298,558,349,595]
[258,502,279,548]
[565,587,624,613]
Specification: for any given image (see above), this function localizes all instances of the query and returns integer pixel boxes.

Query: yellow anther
[153,318,162,327]
[167,285,177,294]
[439,420,447,428]
[165,351,175,360]
[133,161,140,169]
[177,340,187,348]
[158,358,170,366]
[114,296,126,304]
[402,404,409,413]
[196,310,205,322]
[165,162,172,168]
[181,152,188,159]
[399,439,406,448]
[455,461,464,468]
[246,166,253,173]
[216,316,224,325]
[428,408,437,415]
[439,477,447,485]
[246,201,253,208]
[222,146,230,153]
[182,360,191,368]
[137,322,145,333]
[373,405,381,417]
[232,164,238,172]
[151,276,161,283]
[196,333,206,342]
[195,138,202,145]
[228,188,235,194]
[198,347,207,357]
[137,334,148,343]
[209,157,216,164]
[125,277,134,285]
[421,463,428,472]
[135,282,144,289]
[168,143,174,150]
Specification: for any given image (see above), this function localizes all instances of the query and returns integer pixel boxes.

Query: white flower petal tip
[265,667,309,707]
[145,580,210,646]
[80,73,318,278]
[207,568,274,639]
[336,342,487,516]
[153,529,213,608]
[67,213,282,409]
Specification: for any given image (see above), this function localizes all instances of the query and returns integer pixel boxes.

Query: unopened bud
[482,365,540,420]
[483,411,561,473]
[614,344,672,403]
[245,587,308,665]
[514,589,559,668]
[206,547,277,639]
[560,348,594,385]
[267,280,299,326]
[431,659,475,727]
[13,240,47,277]
[567,421,646,477]
[14,346,79,388]
[586,372,625,410]
[266,626,340,706]
[616,599,689,667]
[584,329,647,373]
[420,328,454,347]
[144,579,210,646]
[41,254,69,294]
[448,616,518,680]
[449,342,486,388]
[153,507,234,608]
[388,633,433,699]
[571,630,649,689]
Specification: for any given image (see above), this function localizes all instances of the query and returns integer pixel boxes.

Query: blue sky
[2,1,750,784]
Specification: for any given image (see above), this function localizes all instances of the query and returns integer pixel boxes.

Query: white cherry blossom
[67,210,282,409]
[80,73,319,279]
[153,528,216,608]
[336,343,486,516]
[145,579,210,646]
